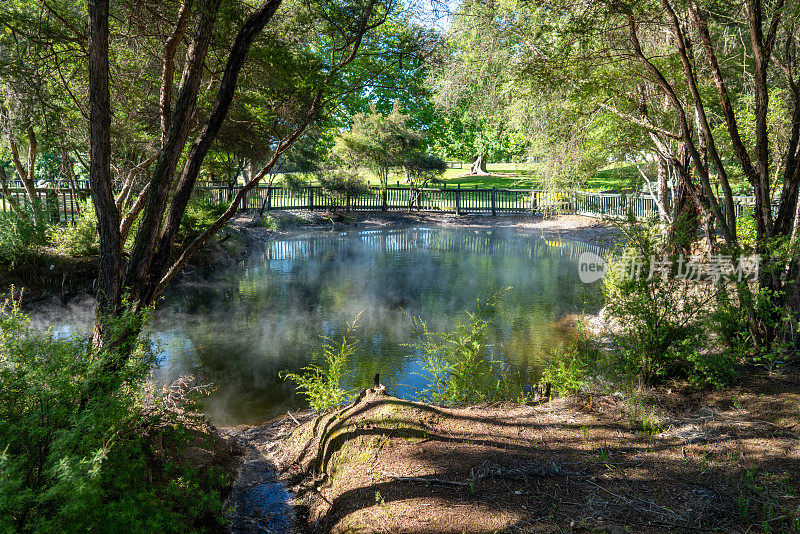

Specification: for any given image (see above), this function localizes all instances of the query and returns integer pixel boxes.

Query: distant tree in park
[403,152,446,189]
[335,102,423,208]
[318,168,371,209]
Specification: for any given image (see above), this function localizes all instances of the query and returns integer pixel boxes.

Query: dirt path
[225,369,800,533]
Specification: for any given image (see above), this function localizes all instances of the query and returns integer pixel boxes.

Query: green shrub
[541,325,601,396]
[710,284,796,374]
[282,173,309,196]
[410,293,521,405]
[603,222,732,387]
[736,208,758,251]
[49,199,98,256]
[0,210,46,265]
[179,196,228,240]
[318,169,371,205]
[627,400,664,435]
[0,295,231,533]
[280,316,360,411]
[259,214,277,230]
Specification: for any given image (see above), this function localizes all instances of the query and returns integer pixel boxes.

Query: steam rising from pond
[25,227,607,426]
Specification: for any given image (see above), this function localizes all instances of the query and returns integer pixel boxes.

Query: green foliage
[282,173,310,196]
[410,294,520,405]
[0,296,230,533]
[736,208,758,251]
[627,401,664,436]
[603,222,734,387]
[710,284,797,375]
[0,210,46,265]
[318,169,371,203]
[49,199,98,256]
[179,196,228,240]
[334,102,423,187]
[402,152,446,187]
[541,325,601,396]
[280,316,361,411]
[259,214,277,230]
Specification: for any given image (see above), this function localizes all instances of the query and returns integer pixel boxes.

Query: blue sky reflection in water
[152,226,606,426]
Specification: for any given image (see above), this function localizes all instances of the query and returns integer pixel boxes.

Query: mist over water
[27,226,606,426]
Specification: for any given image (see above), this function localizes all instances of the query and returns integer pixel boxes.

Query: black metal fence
[0,184,761,223]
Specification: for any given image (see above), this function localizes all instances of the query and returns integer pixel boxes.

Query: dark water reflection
[152,227,606,425]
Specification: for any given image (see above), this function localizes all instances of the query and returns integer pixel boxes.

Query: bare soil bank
[237,211,622,249]
[225,368,800,533]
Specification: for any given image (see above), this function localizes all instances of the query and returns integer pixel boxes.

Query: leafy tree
[334,102,422,208]
[74,0,400,356]
[437,0,800,349]
[428,0,534,174]
[403,152,446,188]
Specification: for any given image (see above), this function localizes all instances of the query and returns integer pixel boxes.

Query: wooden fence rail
[0,187,88,223]
[196,185,762,221]
[0,185,762,223]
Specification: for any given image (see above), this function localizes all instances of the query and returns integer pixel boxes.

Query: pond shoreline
[7,212,620,311]
[223,368,800,533]
[235,210,622,249]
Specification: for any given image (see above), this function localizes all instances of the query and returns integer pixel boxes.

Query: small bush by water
[409,301,522,405]
[540,324,602,396]
[0,210,47,266]
[0,295,236,533]
[281,316,361,410]
[50,199,99,256]
[602,222,737,388]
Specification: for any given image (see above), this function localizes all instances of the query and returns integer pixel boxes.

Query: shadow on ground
[239,372,800,534]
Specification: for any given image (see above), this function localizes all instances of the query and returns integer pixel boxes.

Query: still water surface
[152,226,606,425]
[33,226,606,425]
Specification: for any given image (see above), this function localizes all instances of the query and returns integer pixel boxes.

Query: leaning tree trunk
[470,155,489,175]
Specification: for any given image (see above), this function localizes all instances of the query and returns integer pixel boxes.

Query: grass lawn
[252,162,666,191]
[585,162,642,191]
[440,162,640,190]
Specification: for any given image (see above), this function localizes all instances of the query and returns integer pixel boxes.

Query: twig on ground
[287,411,300,426]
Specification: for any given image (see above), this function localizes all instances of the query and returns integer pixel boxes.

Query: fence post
[267,187,272,210]
[309,187,314,211]
[456,184,461,215]
[491,187,496,216]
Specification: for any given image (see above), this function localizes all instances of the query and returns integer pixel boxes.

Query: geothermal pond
[38,226,608,426]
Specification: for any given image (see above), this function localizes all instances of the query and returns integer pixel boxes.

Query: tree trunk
[88,0,124,348]
[657,156,669,225]
[470,154,488,175]
[132,0,284,307]
[666,144,699,255]
[124,0,225,310]
[8,132,41,220]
